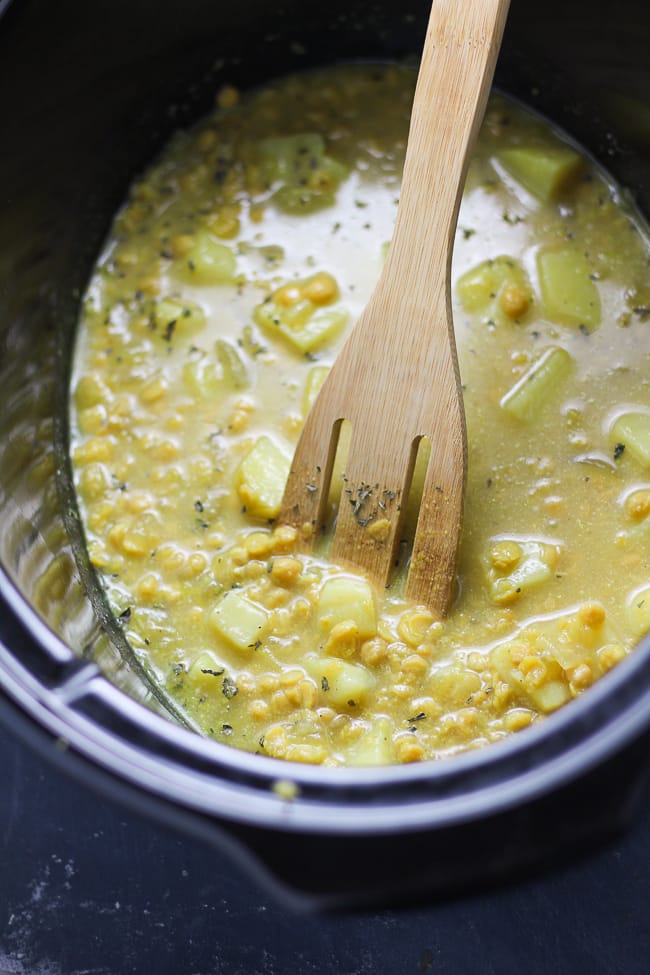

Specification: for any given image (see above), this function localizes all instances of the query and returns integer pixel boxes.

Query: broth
[70,64,650,765]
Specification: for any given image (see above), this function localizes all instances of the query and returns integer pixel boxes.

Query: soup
[69,64,650,766]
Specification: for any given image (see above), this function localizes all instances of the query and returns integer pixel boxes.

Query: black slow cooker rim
[2,0,650,842]
[2,561,650,836]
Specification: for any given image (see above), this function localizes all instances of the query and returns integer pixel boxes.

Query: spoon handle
[383,0,511,300]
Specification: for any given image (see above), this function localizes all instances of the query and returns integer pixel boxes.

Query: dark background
[2,716,650,975]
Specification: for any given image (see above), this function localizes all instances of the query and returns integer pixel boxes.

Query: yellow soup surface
[70,64,650,766]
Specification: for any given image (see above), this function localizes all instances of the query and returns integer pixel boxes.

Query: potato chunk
[500,347,573,422]
[187,651,226,690]
[537,246,601,329]
[174,230,237,283]
[209,591,268,653]
[610,411,650,469]
[182,356,220,398]
[254,274,347,354]
[491,640,569,713]
[542,602,615,669]
[305,655,376,707]
[497,144,583,202]
[302,365,329,418]
[154,297,206,341]
[484,537,561,604]
[347,717,395,766]
[235,436,291,519]
[317,576,377,639]
[457,256,533,326]
[491,602,620,712]
[256,133,348,213]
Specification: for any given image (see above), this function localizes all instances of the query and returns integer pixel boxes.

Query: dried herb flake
[222,676,238,699]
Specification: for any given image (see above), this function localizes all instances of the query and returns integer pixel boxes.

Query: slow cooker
[1,0,650,909]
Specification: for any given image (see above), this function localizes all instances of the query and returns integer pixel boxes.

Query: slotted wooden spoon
[280,0,511,616]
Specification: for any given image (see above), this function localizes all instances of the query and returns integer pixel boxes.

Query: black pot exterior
[1,0,650,909]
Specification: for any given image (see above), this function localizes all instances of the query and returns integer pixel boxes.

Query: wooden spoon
[280,0,511,616]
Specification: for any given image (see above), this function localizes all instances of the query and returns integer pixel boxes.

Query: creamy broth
[70,65,650,765]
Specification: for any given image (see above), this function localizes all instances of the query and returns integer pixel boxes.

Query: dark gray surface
[1,716,649,975]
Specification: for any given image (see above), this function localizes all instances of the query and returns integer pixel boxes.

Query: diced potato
[347,717,395,766]
[625,583,650,639]
[484,537,561,604]
[491,602,620,712]
[154,297,206,339]
[531,680,571,712]
[305,655,376,707]
[456,256,533,326]
[214,339,248,389]
[175,230,237,283]
[491,638,569,712]
[257,133,326,182]
[182,357,221,398]
[272,165,347,213]
[254,296,347,354]
[302,365,329,417]
[188,650,226,689]
[303,309,347,353]
[317,575,377,639]
[538,603,615,669]
[497,144,584,202]
[610,411,650,468]
[537,246,601,328]
[256,133,348,213]
[490,641,521,686]
[183,341,248,397]
[457,258,511,311]
[235,436,291,519]
[500,347,573,422]
[209,590,268,653]
[429,666,481,709]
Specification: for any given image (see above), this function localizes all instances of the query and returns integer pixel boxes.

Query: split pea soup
[70,64,650,766]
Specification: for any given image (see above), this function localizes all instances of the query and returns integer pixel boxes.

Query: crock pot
[1,0,650,911]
